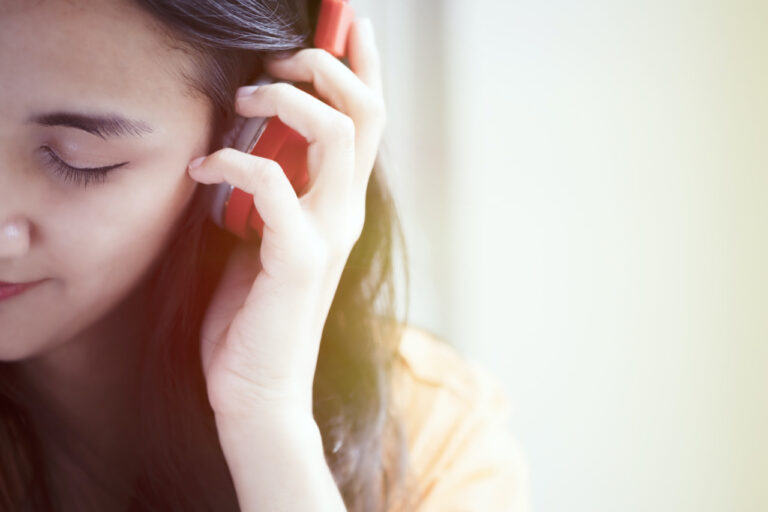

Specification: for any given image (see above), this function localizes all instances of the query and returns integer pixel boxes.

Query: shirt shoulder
[390,325,532,512]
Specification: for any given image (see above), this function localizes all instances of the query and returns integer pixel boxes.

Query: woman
[0,0,529,510]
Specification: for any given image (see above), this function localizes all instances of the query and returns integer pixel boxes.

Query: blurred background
[356,0,768,511]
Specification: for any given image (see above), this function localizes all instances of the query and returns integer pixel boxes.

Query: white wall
[359,0,768,511]
[354,0,451,332]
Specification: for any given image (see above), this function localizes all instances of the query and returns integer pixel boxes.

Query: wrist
[214,402,317,437]
[215,407,325,477]
[215,411,345,511]
[215,406,322,451]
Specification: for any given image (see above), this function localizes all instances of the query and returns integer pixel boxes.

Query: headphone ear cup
[208,75,274,235]
[207,182,234,230]
[207,112,251,231]
[207,0,354,239]
[220,115,248,150]
[246,121,311,237]
[314,0,355,57]
[226,116,293,239]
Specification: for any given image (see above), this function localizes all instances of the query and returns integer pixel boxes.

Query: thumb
[200,242,262,371]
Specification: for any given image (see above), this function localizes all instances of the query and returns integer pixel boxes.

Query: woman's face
[0,0,213,359]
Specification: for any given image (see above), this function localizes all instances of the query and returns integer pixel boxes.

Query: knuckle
[248,159,284,193]
[325,113,355,142]
[300,48,333,67]
[208,147,241,168]
[371,96,387,127]
[267,81,295,102]
[361,93,386,126]
[262,159,284,179]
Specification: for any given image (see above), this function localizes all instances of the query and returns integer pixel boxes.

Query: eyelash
[40,146,127,188]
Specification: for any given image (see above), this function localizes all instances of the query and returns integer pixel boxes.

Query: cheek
[0,160,201,359]
[46,165,198,324]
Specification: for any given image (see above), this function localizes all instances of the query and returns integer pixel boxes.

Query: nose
[0,217,31,259]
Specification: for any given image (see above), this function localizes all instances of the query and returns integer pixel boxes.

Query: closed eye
[40,145,128,188]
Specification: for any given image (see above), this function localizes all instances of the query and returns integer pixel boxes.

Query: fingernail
[188,156,206,170]
[236,85,260,98]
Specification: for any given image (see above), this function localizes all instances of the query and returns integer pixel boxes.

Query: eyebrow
[27,111,155,140]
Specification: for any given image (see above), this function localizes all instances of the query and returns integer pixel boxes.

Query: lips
[0,279,46,302]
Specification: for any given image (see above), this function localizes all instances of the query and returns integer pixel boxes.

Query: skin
[0,1,211,507]
[0,0,384,510]
[0,0,209,354]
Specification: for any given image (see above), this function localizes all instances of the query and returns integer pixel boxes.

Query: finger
[235,84,355,210]
[340,18,385,195]
[264,47,384,127]
[347,18,383,97]
[188,148,303,237]
[200,242,261,373]
[262,48,385,183]
[236,83,354,149]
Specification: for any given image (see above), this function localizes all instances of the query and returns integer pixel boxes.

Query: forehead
[0,0,205,133]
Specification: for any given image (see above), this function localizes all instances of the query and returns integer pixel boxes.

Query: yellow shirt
[392,326,532,512]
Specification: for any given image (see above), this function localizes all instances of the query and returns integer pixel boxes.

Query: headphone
[208,0,355,240]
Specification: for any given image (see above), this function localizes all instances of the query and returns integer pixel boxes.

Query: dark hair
[0,0,412,510]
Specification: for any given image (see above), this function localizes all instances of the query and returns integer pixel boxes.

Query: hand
[186,18,385,422]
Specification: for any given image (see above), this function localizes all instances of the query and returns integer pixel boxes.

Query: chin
[0,336,49,362]
[0,316,78,363]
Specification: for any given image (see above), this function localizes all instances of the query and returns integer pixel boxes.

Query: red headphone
[209,0,355,240]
